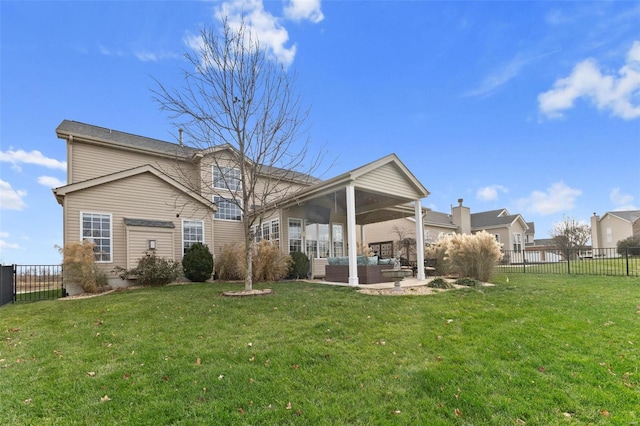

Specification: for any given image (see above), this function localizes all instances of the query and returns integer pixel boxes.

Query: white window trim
[213,195,243,221]
[331,222,344,257]
[288,218,303,254]
[80,211,113,263]
[213,165,241,192]
[182,219,205,254]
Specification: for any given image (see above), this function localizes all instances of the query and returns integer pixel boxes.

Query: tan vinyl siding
[126,228,175,269]
[356,163,422,198]
[364,218,415,246]
[604,215,633,247]
[64,172,213,277]
[70,142,196,184]
[212,220,244,258]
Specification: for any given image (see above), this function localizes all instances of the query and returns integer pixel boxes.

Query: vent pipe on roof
[179,128,184,147]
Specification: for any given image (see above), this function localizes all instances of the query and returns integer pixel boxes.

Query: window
[513,233,522,252]
[183,220,204,254]
[252,219,279,248]
[305,223,330,259]
[288,219,303,253]
[494,234,501,243]
[213,166,241,192]
[332,223,344,257]
[81,212,112,262]
[214,196,242,221]
[606,227,612,243]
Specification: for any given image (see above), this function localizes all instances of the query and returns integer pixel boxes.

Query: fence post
[567,250,571,275]
[626,247,629,277]
[12,264,17,302]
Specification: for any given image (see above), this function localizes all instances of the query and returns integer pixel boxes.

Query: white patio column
[346,183,359,285]
[415,200,426,280]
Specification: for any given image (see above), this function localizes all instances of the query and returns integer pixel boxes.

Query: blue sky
[1,0,639,265]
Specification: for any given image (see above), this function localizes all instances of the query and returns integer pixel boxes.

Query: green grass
[1,274,639,425]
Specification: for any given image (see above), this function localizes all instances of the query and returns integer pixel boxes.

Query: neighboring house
[52,120,431,292]
[364,198,532,260]
[591,210,640,252]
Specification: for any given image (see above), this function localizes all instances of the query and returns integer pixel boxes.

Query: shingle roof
[57,120,192,158]
[471,210,517,228]
[606,210,640,223]
[424,210,457,228]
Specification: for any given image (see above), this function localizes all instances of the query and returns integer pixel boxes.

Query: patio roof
[276,153,429,225]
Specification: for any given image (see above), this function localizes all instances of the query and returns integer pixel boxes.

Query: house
[52,120,430,293]
[363,198,532,261]
[591,210,640,253]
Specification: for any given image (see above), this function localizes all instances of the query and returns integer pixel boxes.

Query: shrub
[252,240,291,282]
[617,235,640,256]
[427,277,455,289]
[215,242,245,281]
[182,243,214,282]
[215,241,292,282]
[58,240,108,293]
[288,251,310,279]
[114,251,181,287]
[445,231,503,282]
[425,237,452,276]
[427,231,502,281]
[455,277,481,287]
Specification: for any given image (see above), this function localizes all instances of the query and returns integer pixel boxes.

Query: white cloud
[284,0,324,23]
[38,176,65,188]
[0,149,67,171]
[0,179,27,211]
[134,50,180,62]
[214,0,296,67]
[538,40,640,120]
[610,187,637,210]
[476,185,508,201]
[516,182,582,215]
[209,0,324,68]
[0,239,21,250]
[464,49,562,98]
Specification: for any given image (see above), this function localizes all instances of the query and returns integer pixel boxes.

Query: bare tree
[550,216,590,260]
[392,226,416,262]
[153,20,324,291]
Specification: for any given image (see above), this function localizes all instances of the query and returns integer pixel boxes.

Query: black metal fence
[495,247,640,277]
[0,265,65,306]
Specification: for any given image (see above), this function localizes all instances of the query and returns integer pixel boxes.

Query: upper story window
[213,195,242,221]
[213,166,241,192]
[81,212,112,262]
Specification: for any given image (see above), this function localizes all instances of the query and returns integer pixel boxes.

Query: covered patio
[274,154,430,285]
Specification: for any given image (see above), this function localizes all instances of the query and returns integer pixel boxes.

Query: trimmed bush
[114,251,181,287]
[288,251,310,279]
[427,277,455,289]
[58,240,108,293]
[455,277,481,287]
[182,243,214,282]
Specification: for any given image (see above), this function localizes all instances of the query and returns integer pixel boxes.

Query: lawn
[1,274,638,425]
